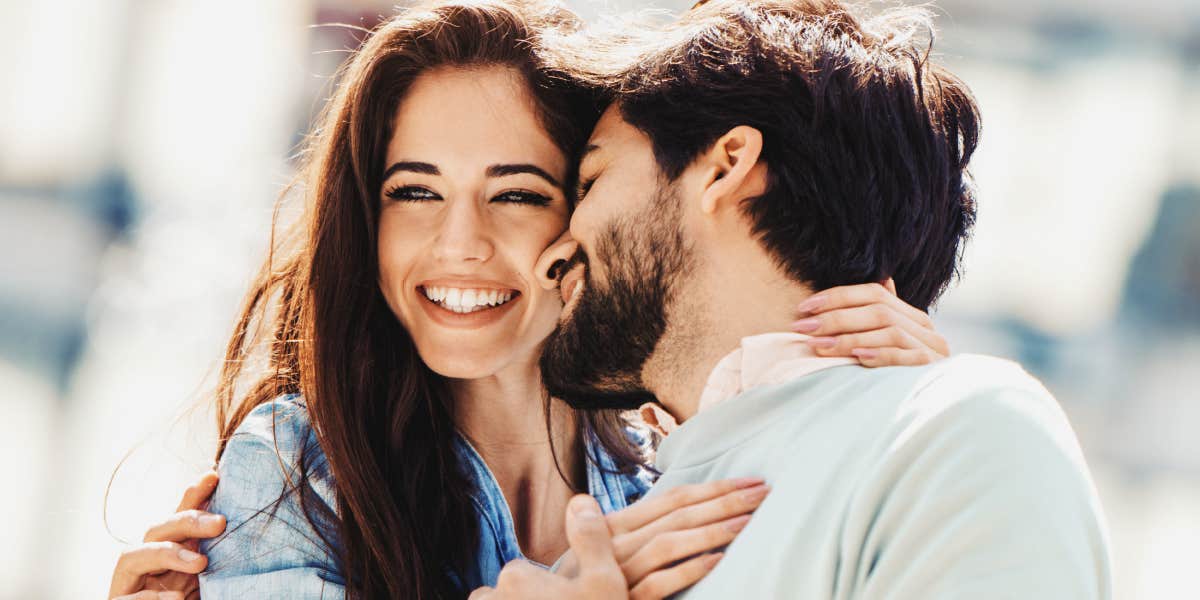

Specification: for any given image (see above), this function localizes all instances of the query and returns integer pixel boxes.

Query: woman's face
[377,65,571,379]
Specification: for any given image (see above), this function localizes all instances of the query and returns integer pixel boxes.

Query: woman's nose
[431,202,494,264]
[534,230,579,291]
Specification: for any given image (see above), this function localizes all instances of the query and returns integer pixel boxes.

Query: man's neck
[643,242,814,424]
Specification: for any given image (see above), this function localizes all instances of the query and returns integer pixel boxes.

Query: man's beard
[539,186,693,411]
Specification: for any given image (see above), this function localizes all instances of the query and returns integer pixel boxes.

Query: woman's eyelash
[493,191,551,207]
[385,185,441,202]
[383,186,549,206]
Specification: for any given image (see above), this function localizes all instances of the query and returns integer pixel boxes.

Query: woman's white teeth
[423,287,515,313]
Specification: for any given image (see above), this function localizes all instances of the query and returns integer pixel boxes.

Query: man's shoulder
[760,354,1083,469]
[894,354,1075,444]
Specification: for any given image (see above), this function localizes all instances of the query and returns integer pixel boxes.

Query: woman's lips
[414,281,522,329]
[416,287,521,329]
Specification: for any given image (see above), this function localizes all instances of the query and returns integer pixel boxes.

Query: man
[477,0,1112,598]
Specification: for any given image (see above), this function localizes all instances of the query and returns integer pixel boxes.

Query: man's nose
[534,230,579,291]
[431,201,494,264]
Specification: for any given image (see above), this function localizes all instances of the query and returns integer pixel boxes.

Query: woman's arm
[199,398,345,600]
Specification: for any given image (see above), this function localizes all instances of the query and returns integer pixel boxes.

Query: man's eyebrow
[486,163,561,188]
[382,161,439,179]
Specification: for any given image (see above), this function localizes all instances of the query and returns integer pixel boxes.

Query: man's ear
[699,125,767,215]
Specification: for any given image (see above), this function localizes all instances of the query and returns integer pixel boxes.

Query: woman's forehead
[385,66,567,178]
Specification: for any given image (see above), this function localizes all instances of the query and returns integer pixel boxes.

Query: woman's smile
[415,280,523,329]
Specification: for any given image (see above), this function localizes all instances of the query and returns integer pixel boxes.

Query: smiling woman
[376,66,574,378]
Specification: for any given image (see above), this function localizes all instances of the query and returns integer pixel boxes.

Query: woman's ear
[699,125,766,215]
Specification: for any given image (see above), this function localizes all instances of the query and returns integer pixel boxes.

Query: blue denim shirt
[199,395,653,599]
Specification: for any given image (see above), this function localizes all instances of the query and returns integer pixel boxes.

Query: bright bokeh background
[1,0,1196,598]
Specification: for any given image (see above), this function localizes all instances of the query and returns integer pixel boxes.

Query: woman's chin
[416,346,518,380]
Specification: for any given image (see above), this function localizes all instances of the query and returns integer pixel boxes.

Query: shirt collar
[639,332,857,436]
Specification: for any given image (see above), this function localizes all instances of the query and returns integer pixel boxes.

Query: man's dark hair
[562,0,981,310]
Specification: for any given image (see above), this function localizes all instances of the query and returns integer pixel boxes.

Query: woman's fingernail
[852,348,879,360]
[741,485,770,504]
[178,548,203,562]
[725,515,752,533]
[807,336,837,349]
[798,295,826,313]
[791,318,821,333]
[704,552,724,568]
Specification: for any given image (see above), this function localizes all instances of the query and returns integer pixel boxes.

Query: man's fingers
[175,471,219,512]
[621,515,748,584]
[113,592,185,600]
[611,484,768,562]
[144,509,226,543]
[110,541,207,596]
[629,552,723,600]
[606,478,763,534]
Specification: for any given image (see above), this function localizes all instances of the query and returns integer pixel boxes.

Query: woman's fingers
[851,347,940,367]
[605,478,764,535]
[143,509,226,544]
[795,304,948,359]
[798,282,933,330]
[611,484,768,562]
[109,541,207,597]
[565,496,621,576]
[629,552,723,600]
[175,471,219,512]
[621,515,748,584]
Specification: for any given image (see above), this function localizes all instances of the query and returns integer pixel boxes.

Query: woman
[107,1,949,599]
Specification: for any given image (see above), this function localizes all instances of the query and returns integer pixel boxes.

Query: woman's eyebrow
[486,164,561,188]
[382,161,439,179]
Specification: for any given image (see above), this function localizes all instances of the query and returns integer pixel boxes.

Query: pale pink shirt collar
[639,332,857,437]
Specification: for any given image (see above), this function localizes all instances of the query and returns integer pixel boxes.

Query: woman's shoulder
[202,394,344,589]
[229,393,315,449]
[217,394,335,507]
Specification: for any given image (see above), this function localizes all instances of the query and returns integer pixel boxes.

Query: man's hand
[108,470,226,600]
[470,495,724,600]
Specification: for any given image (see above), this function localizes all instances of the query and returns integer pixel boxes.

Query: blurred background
[0,0,1196,597]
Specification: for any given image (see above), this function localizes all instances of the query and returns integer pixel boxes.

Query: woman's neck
[449,359,584,565]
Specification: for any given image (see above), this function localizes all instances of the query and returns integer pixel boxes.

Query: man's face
[538,106,695,410]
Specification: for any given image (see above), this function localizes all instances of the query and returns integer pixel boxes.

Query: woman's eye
[385,186,441,202]
[492,191,551,207]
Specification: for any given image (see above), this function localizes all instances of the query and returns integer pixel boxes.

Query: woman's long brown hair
[211,2,645,598]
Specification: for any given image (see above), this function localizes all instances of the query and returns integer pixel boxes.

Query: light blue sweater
[649,354,1112,599]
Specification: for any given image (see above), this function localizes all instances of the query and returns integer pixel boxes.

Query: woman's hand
[108,471,227,600]
[792,278,949,366]
[481,477,769,600]
[472,482,763,600]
